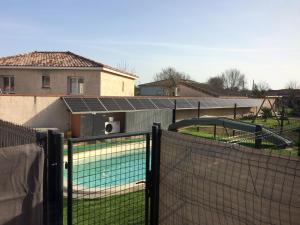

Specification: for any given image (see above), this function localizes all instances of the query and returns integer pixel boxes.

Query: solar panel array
[63,97,263,113]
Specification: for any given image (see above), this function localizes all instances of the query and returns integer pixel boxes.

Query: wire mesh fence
[0,119,36,147]
[158,130,300,225]
[181,121,300,153]
[67,132,151,225]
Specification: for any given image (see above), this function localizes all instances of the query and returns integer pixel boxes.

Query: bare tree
[285,80,299,90]
[116,60,136,74]
[252,81,270,97]
[207,76,225,90]
[153,67,191,96]
[221,68,246,91]
[154,67,190,82]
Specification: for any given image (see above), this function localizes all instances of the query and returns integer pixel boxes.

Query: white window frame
[0,76,15,93]
[68,77,84,95]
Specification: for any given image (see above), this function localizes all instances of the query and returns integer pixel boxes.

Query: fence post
[297,128,300,157]
[197,101,200,132]
[172,100,177,124]
[67,140,73,225]
[145,133,151,225]
[150,123,161,225]
[233,103,237,137]
[36,131,48,225]
[280,105,285,134]
[47,130,64,225]
[255,125,262,149]
[213,125,217,139]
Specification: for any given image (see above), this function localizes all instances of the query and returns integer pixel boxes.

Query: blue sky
[0,0,299,89]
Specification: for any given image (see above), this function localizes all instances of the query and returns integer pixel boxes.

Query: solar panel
[127,99,156,110]
[114,98,134,110]
[63,97,89,112]
[63,97,262,114]
[186,99,200,108]
[151,99,174,109]
[99,98,120,111]
[82,98,107,112]
[174,99,193,109]
[139,99,157,109]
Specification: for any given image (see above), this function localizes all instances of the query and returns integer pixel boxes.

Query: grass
[63,190,145,225]
[179,117,300,153]
[180,126,276,149]
[240,117,300,129]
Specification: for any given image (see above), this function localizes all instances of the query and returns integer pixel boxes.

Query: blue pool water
[64,149,146,189]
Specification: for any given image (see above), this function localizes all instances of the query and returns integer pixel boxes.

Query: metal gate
[66,131,152,225]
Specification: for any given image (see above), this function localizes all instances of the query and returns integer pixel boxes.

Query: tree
[116,60,136,74]
[285,80,300,113]
[221,68,246,91]
[207,76,225,90]
[252,81,270,97]
[153,67,191,96]
[285,80,299,90]
[154,67,190,82]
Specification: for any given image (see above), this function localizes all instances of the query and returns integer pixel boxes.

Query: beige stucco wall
[100,71,135,96]
[0,95,69,132]
[0,68,101,95]
[178,84,212,97]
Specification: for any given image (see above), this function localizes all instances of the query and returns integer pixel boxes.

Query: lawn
[63,190,145,225]
[179,117,300,154]
[240,117,300,129]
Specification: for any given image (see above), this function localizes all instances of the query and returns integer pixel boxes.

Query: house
[0,51,137,96]
[138,79,247,97]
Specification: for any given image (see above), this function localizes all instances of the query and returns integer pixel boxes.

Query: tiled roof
[0,51,102,68]
[0,51,137,78]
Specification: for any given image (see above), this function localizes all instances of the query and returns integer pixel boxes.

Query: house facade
[0,51,137,96]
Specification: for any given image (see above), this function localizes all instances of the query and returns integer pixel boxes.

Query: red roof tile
[0,51,138,78]
[0,51,102,68]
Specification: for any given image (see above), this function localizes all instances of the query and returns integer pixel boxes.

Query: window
[0,76,15,93]
[69,77,84,95]
[42,75,50,88]
[122,81,125,92]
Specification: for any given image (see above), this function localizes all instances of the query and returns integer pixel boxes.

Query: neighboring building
[139,79,247,97]
[0,51,137,96]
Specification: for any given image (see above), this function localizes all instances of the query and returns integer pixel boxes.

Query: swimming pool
[64,149,146,189]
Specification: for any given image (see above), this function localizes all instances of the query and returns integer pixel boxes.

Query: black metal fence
[0,119,36,147]
[0,119,64,225]
[66,131,152,225]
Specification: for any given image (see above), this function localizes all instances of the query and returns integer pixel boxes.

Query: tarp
[159,131,300,225]
[0,143,44,225]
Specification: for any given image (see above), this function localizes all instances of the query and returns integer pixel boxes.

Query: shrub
[261,107,272,121]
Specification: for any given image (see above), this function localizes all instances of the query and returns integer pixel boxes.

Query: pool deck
[63,141,146,164]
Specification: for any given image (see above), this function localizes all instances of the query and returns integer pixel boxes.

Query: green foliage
[261,107,272,121]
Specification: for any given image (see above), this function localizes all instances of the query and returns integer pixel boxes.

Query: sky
[0,0,299,89]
